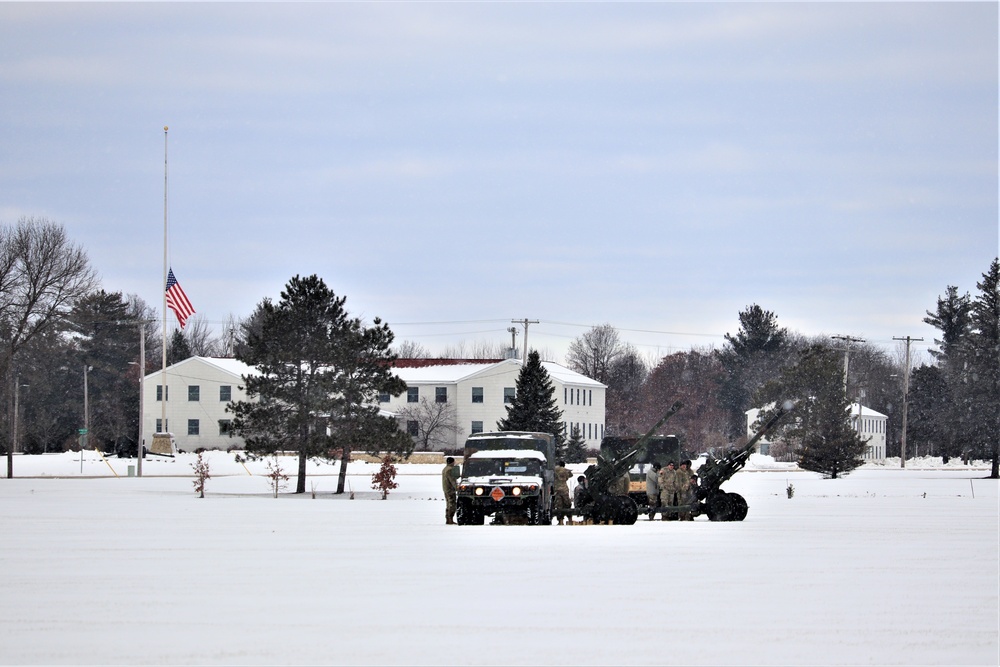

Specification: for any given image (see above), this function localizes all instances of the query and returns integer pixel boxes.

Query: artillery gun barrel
[698,400,795,493]
[585,400,683,495]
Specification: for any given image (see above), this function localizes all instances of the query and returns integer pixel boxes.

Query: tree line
[3,215,996,481]
[560,257,999,478]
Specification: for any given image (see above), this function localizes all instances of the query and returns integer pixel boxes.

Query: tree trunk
[336,444,351,494]
[991,439,999,479]
[296,448,307,494]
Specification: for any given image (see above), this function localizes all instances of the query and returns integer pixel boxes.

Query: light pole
[13,377,28,454]
[81,365,92,474]
[128,324,146,477]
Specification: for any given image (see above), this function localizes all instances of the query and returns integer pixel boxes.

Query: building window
[588,390,592,406]
[155,419,168,433]
[472,387,484,404]
[564,388,567,404]
[378,391,390,403]
[219,386,232,402]
[504,387,515,404]
[218,420,233,435]
[156,385,168,401]
[187,419,200,436]
[471,421,483,435]
[407,387,419,403]
[406,420,419,436]
[435,387,448,403]
[188,385,200,401]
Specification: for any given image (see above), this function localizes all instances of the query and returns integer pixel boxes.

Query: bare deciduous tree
[184,315,220,357]
[440,339,509,360]
[1,217,97,475]
[394,340,431,359]
[395,397,460,451]
[218,313,242,357]
[565,323,624,384]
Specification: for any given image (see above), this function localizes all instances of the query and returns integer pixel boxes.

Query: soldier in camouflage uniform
[614,471,631,496]
[442,457,460,524]
[676,460,696,520]
[553,460,573,525]
[658,460,681,521]
[646,462,662,520]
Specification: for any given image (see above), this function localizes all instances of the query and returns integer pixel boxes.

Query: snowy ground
[1,452,997,666]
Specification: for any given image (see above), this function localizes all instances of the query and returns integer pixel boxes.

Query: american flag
[165,268,196,329]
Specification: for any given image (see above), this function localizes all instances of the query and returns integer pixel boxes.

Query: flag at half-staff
[165,267,195,329]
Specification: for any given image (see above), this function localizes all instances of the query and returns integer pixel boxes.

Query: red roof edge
[392,358,505,368]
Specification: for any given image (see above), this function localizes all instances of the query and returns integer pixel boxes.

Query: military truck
[599,433,693,506]
[455,431,555,525]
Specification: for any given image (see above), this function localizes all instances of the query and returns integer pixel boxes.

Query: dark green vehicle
[455,431,555,526]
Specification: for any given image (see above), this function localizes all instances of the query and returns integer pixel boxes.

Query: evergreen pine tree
[564,425,588,463]
[967,258,999,477]
[717,305,790,438]
[759,344,867,478]
[229,275,406,493]
[167,329,192,366]
[496,350,565,446]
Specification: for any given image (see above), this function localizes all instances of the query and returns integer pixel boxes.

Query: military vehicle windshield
[469,437,547,451]
[464,458,544,477]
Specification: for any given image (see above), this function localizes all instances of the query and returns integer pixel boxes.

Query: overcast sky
[1,2,996,363]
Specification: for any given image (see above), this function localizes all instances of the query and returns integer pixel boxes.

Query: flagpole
[161,126,168,435]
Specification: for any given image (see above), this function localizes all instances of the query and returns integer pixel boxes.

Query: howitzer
[693,399,796,521]
[574,400,684,524]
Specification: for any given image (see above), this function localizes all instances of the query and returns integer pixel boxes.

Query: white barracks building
[144,356,606,453]
[383,358,607,450]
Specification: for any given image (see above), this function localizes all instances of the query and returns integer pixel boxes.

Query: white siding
[143,357,254,452]
[385,360,606,450]
[745,402,888,461]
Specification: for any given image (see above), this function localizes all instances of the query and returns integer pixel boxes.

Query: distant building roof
[390,358,605,387]
[393,358,504,368]
[144,356,257,380]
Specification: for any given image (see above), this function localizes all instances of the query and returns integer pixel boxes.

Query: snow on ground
[0,452,997,666]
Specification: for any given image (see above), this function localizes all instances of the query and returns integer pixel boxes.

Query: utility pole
[831,335,865,394]
[511,319,539,363]
[506,326,519,360]
[13,376,27,455]
[137,322,145,477]
[893,335,923,469]
[82,364,92,474]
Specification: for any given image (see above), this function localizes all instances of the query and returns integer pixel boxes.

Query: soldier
[676,460,695,520]
[553,460,573,525]
[679,472,698,521]
[614,470,631,497]
[658,460,681,521]
[573,475,593,524]
[645,462,661,520]
[442,456,460,525]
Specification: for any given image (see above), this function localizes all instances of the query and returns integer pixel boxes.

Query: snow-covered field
[1,452,997,666]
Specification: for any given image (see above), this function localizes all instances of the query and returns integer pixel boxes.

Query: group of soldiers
[646,460,698,520]
[555,459,699,523]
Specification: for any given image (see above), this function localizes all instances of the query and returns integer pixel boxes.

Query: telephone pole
[506,327,519,360]
[831,335,865,394]
[893,335,923,469]
[511,319,539,363]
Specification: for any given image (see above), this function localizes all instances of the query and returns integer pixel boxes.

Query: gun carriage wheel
[705,492,735,522]
[729,492,748,521]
